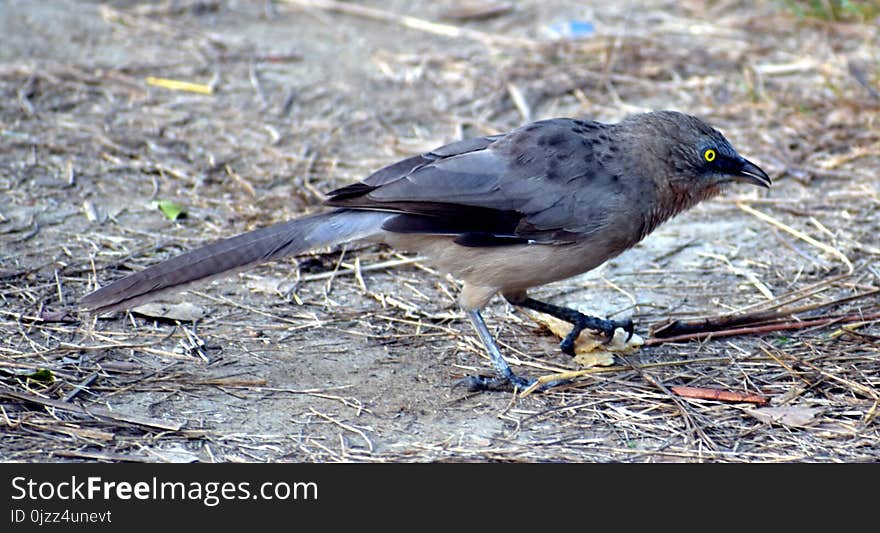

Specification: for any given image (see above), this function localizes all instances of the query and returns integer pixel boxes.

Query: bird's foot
[454,373,535,392]
[559,316,634,356]
[454,373,572,393]
[460,309,574,394]
[506,296,635,357]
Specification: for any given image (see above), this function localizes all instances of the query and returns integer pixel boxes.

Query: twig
[847,60,880,100]
[281,0,539,49]
[248,63,268,109]
[652,287,880,338]
[62,372,99,402]
[616,353,718,450]
[759,345,813,386]
[54,450,153,463]
[647,311,880,345]
[521,355,739,395]
[737,203,853,273]
[309,408,374,452]
[788,354,880,401]
[507,83,531,122]
[670,386,768,404]
[298,256,427,282]
[0,387,184,431]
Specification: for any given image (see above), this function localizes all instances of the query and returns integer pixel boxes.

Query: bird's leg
[506,296,634,356]
[455,310,535,392]
[457,310,572,393]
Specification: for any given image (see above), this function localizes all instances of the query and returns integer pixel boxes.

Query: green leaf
[154,200,187,221]
[24,369,55,383]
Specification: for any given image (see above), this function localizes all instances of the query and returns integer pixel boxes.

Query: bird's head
[623,110,771,191]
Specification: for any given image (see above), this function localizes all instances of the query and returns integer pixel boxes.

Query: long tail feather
[80,209,389,313]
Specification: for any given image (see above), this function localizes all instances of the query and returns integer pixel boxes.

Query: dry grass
[1,0,878,462]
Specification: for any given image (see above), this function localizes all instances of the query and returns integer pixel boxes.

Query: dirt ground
[1,0,878,462]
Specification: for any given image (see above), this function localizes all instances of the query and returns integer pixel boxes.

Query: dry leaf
[525,309,642,367]
[746,406,822,427]
[574,350,615,367]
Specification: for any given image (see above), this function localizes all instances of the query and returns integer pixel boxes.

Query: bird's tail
[80,209,390,314]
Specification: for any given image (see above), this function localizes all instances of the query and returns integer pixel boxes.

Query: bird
[80,110,771,391]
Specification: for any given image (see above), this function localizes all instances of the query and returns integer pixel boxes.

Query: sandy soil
[1,0,878,462]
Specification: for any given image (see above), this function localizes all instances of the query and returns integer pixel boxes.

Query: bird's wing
[327,134,504,199]
[325,119,624,246]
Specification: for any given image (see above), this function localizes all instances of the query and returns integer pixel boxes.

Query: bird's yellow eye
[703,148,716,162]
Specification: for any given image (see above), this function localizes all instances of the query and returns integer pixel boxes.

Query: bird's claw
[454,374,574,394]
[560,316,635,353]
[620,318,635,342]
[559,336,577,356]
[599,317,635,345]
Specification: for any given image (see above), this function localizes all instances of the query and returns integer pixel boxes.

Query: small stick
[670,386,768,404]
[0,387,183,431]
[55,450,151,463]
[249,63,268,109]
[737,202,853,273]
[520,356,738,396]
[759,345,813,385]
[54,269,64,304]
[617,352,718,450]
[189,291,321,326]
[298,256,427,282]
[791,356,880,401]
[507,83,531,122]
[647,311,880,345]
[652,287,880,338]
[726,273,847,316]
[145,76,213,95]
[282,0,539,49]
[62,372,99,403]
[225,164,256,198]
[309,408,374,452]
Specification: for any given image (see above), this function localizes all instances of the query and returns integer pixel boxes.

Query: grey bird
[81,110,770,391]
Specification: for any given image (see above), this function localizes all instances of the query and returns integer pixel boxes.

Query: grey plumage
[81,110,770,391]
[81,210,392,313]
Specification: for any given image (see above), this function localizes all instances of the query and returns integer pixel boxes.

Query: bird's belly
[382,234,628,293]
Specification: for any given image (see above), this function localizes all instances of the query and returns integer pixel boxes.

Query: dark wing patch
[453,233,530,247]
[325,119,621,247]
[382,213,530,247]
[381,209,523,236]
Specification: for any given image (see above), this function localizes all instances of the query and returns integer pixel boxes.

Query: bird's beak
[733,157,771,188]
